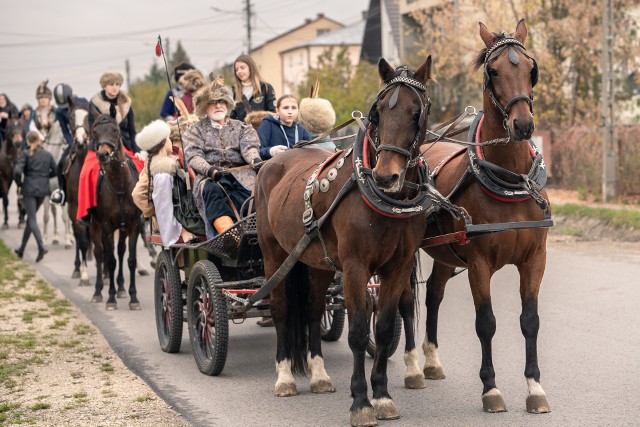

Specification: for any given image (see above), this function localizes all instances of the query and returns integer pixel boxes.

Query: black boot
[77,207,95,227]
[14,248,23,258]
[36,247,48,263]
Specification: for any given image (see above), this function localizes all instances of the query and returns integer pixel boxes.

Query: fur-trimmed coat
[182,118,261,238]
[88,91,138,152]
[131,155,182,245]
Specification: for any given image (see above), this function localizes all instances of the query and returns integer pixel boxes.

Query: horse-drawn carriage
[145,19,553,426]
[147,208,403,376]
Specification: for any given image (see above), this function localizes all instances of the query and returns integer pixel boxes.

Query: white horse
[43,121,74,248]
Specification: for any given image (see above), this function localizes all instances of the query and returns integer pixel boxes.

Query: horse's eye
[412,112,420,121]
[488,68,498,77]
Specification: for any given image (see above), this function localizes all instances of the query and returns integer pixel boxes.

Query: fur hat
[173,63,195,83]
[299,98,336,133]
[99,71,124,88]
[136,120,171,152]
[178,70,206,94]
[193,76,234,118]
[245,110,276,131]
[36,80,52,100]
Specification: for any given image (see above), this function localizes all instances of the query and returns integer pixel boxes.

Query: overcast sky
[1,0,369,108]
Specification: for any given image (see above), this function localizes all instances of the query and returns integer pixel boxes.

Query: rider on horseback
[50,83,89,206]
[28,81,56,145]
[77,71,143,226]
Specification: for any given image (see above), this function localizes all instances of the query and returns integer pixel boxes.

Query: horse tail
[285,261,310,376]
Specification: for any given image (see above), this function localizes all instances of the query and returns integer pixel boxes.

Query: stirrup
[50,189,65,206]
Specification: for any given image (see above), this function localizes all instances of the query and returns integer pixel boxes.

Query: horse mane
[471,31,511,71]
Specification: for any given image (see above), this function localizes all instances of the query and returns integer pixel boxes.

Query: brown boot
[213,216,235,234]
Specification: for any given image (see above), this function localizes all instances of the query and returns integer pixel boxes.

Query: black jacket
[14,148,57,197]
[88,91,139,152]
[230,82,276,122]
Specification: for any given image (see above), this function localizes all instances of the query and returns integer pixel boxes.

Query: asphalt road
[1,203,639,427]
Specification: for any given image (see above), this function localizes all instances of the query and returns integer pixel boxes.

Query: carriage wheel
[154,251,184,353]
[366,276,402,358]
[320,296,346,342]
[187,260,229,376]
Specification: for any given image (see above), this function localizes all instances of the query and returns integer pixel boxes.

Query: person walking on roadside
[13,131,57,262]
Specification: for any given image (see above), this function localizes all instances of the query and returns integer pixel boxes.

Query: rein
[97,140,130,230]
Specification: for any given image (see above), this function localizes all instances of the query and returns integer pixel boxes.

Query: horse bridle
[483,37,538,128]
[368,67,432,168]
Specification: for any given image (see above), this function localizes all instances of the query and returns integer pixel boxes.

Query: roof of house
[250,13,345,53]
[280,19,366,54]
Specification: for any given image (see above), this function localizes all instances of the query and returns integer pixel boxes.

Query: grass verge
[552,203,640,230]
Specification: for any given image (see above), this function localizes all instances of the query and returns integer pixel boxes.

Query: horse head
[70,105,90,148]
[476,19,537,141]
[369,56,432,192]
[6,118,24,154]
[91,114,123,164]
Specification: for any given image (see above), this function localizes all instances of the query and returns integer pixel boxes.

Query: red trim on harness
[474,114,532,203]
[421,230,470,247]
[317,149,343,176]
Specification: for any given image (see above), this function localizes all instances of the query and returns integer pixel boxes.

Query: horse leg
[343,265,377,426]
[2,194,8,229]
[307,268,336,394]
[91,227,104,303]
[51,203,60,245]
[105,234,118,310]
[422,261,455,380]
[127,229,140,310]
[271,260,307,397]
[518,255,550,413]
[116,234,126,298]
[468,262,506,413]
[399,281,424,389]
[72,234,81,278]
[41,199,49,244]
[63,207,73,248]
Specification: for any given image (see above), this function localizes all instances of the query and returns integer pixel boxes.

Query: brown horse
[418,19,551,414]
[255,57,433,426]
[89,114,142,310]
[64,104,92,285]
[0,117,24,229]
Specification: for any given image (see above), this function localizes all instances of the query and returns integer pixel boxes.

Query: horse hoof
[350,406,378,426]
[138,268,149,276]
[117,290,127,298]
[79,279,91,287]
[64,243,72,249]
[310,379,335,394]
[71,271,81,279]
[526,394,550,413]
[482,389,507,413]
[52,239,60,245]
[372,398,399,420]
[91,295,103,303]
[405,374,426,389]
[129,302,141,310]
[1,224,7,230]
[150,261,156,269]
[423,366,446,380]
[274,382,297,397]
[106,303,117,310]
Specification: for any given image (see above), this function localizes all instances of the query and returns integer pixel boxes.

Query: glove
[269,145,288,157]
[208,165,222,182]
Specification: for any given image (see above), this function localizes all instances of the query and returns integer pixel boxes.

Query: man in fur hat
[182,77,261,238]
[160,63,196,121]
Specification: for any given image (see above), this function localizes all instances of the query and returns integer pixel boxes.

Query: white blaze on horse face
[74,109,88,143]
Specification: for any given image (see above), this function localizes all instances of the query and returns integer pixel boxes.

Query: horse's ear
[414,55,432,84]
[513,18,528,43]
[378,58,395,83]
[479,22,495,48]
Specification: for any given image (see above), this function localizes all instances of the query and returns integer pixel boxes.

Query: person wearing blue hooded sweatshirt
[257,94,310,160]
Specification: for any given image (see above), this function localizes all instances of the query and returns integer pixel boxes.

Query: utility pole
[125,59,131,90]
[244,0,252,53]
[601,0,616,201]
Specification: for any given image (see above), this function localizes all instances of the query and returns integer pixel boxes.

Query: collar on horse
[467,112,548,210]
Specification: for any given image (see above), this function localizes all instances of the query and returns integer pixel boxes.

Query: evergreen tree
[172,41,192,69]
